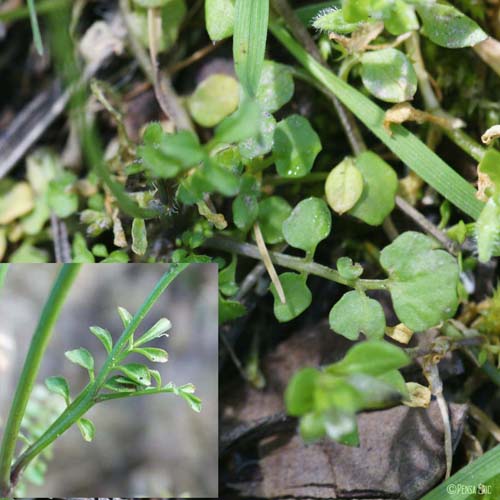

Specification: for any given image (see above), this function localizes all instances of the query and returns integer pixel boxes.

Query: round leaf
[256,196,292,244]
[238,112,276,160]
[285,367,320,416]
[89,326,113,354]
[233,193,259,232]
[325,157,363,214]
[282,197,332,252]
[336,256,363,280]
[380,231,460,331]
[271,272,312,322]
[417,3,487,48]
[329,290,386,341]
[65,348,94,372]
[360,48,417,103]
[45,376,70,403]
[348,151,398,226]
[273,114,322,178]
[326,340,410,376]
[299,412,326,442]
[382,0,419,36]
[188,74,240,127]
[205,0,234,41]
[256,60,294,113]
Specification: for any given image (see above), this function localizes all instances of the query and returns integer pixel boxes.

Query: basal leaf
[282,197,331,253]
[271,272,312,322]
[89,325,113,354]
[360,48,417,103]
[274,114,322,178]
[134,317,172,347]
[329,290,386,340]
[380,231,460,331]
[326,340,410,376]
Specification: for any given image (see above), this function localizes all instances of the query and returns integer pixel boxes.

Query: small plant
[0,263,200,496]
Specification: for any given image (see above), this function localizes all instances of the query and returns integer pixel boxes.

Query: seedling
[0,263,200,496]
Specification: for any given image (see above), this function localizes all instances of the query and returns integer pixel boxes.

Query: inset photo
[0,263,217,497]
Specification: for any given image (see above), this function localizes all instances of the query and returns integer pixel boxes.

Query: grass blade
[420,444,500,499]
[269,21,483,220]
[27,0,44,55]
[233,0,269,96]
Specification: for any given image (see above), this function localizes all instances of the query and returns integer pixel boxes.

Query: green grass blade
[269,21,484,220]
[27,0,44,55]
[233,0,269,96]
[421,444,500,499]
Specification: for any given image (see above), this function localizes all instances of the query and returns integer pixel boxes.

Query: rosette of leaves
[45,306,201,444]
[285,340,410,443]
[312,1,487,103]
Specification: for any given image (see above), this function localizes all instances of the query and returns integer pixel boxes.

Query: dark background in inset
[0,264,217,497]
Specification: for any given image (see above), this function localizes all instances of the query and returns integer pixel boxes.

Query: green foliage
[282,197,331,253]
[271,272,312,322]
[44,376,70,405]
[256,60,294,113]
[273,114,322,178]
[205,0,235,41]
[77,418,95,442]
[380,232,459,331]
[360,48,417,103]
[256,196,292,244]
[89,326,113,354]
[285,340,409,443]
[313,8,361,34]
[329,290,385,340]
[325,157,363,215]
[65,348,95,373]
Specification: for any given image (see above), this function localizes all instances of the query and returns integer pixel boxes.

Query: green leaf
[27,0,43,55]
[205,0,235,41]
[329,290,386,340]
[380,231,460,331]
[282,197,331,253]
[138,124,204,179]
[77,418,95,442]
[325,157,363,214]
[188,74,240,127]
[378,369,409,398]
[271,272,312,322]
[89,326,113,354]
[180,392,202,413]
[233,193,259,232]
[72,232,95,263]
[47,172,78,218]
[326,340,410,376]
[104,375,139,392]
[238,111,276,160]
[475,198,500,263]
[342,0,370,22]
[417,3,487,48]
[273,114,322,178]
[382,0,419,36]
[131,347,169,363]
[360,48,417,103]
[269,21,484,220]
[214,95,261,144]
[117,363,152,386]
[219,295,247,323]
[299,412,326,442]
[314,374,364,412]
[117,306,133,327]
[135,317,172,347]
[45,376,70,404]
[348,151,398,225]
[478,148,500,192]
[257,196,292,244]
[133,0,170,6]
[323,408,358,442]
[336,256,363,280]
[256,60,294,113]
[313,7,362,34]
[65,348,94,372]
[131,218,148,256]
[347,372,405,409]
[285,367,320,416]
[202,159,240,197]
[219,255,239,296]
[233,0,269,96]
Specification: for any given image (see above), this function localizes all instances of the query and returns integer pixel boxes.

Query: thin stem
[95,386,175,403]
[8,264,188,490]
[27,0,44,55]
[0,264,81,495]
[204,236,389,291]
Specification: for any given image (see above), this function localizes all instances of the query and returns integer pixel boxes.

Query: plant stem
[205,236,389,290]
[27,0,44,55]
[9,264,188,487]
[0,264,81,495]
[95,386,176,403]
